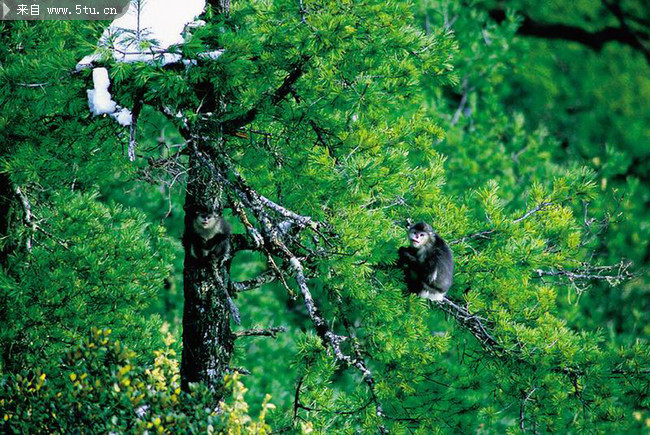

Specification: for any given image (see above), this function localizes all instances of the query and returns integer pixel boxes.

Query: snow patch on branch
[76,0,208,70]
[85,67,133,127]
[87,67,117,116]
[78,1,225,129]
[111,107,133,126]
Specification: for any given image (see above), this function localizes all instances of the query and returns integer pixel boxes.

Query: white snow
[87,67,117,115]
[77,52,102,70]
[111,0,205,49]
[111,107,133,126]
[85,68,133,125]
[198,50,224,60]
[92,66,110,90]
[77,0,207,68]
[79,0,218,129]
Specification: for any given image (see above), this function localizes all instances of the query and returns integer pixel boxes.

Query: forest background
[0,0,648,433]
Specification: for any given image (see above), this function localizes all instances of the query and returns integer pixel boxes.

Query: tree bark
[179,0,232,395]
[180,150,234,394]
[0,173,15,267]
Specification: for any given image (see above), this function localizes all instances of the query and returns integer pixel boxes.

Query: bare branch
[128,91,144,162]
[514,201,553,223]
[520,387,537,432]
[293,375,304,421]
[235,326,287,338]
[450,77,472,126]
[434,297,501,351]
[450,229,495,245]
[14,186,34,252]
[231,199,264,248]
[228,366,251,375]
[489,9,650,64]
[451,201,554,245]
[534,260,635,291]
[17,82,49,88]
[231,270,277,293]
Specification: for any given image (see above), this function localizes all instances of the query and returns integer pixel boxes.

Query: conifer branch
[190,144,387,431]
[489,9,650,63]
[219,57,311,135]
[289,255,388,432]
[191,144,325,237]
[436,296,649,381]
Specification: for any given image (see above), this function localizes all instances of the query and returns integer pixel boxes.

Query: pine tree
[0,1,647,433]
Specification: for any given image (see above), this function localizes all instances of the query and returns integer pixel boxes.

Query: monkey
[186,208,241,324]
[188,209,231,262]
[397,221,453,302]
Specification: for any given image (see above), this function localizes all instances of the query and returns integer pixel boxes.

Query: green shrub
[0,328,274,434]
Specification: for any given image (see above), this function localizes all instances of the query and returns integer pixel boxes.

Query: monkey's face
[409,230,431,248]
[196,212,217,228]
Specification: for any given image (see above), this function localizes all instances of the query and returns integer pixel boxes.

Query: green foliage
[0,328,275,434]
[0,20,177,370]
[0,192,173,371]
[0,0,648,433]
[431,0,650,340]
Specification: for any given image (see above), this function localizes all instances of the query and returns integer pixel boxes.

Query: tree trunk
[0,173,15,268]
[180,146,234,394]
[180,0,242,396]
[179,0,233,396]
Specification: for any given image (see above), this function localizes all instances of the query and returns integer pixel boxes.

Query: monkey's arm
[397,246,417,263]
[205,234,230,259]
[397,247,422,294]
[186,233,206,260]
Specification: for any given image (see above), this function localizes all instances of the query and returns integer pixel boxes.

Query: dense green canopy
[0,0,647,433]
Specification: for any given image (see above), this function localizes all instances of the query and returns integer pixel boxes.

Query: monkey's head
[408,221,434,248]
[194,211,218,229]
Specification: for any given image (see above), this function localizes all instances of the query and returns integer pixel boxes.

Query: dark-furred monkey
[398,222,453,301]
[187,210,231,261]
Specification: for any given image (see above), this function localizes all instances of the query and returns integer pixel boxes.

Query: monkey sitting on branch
[398,221,454,302]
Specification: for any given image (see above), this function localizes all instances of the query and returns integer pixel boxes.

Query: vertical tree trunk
[0,173,14,268]
[0,173,16,371]
[179,0,233,396]
[180,146,234,394]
